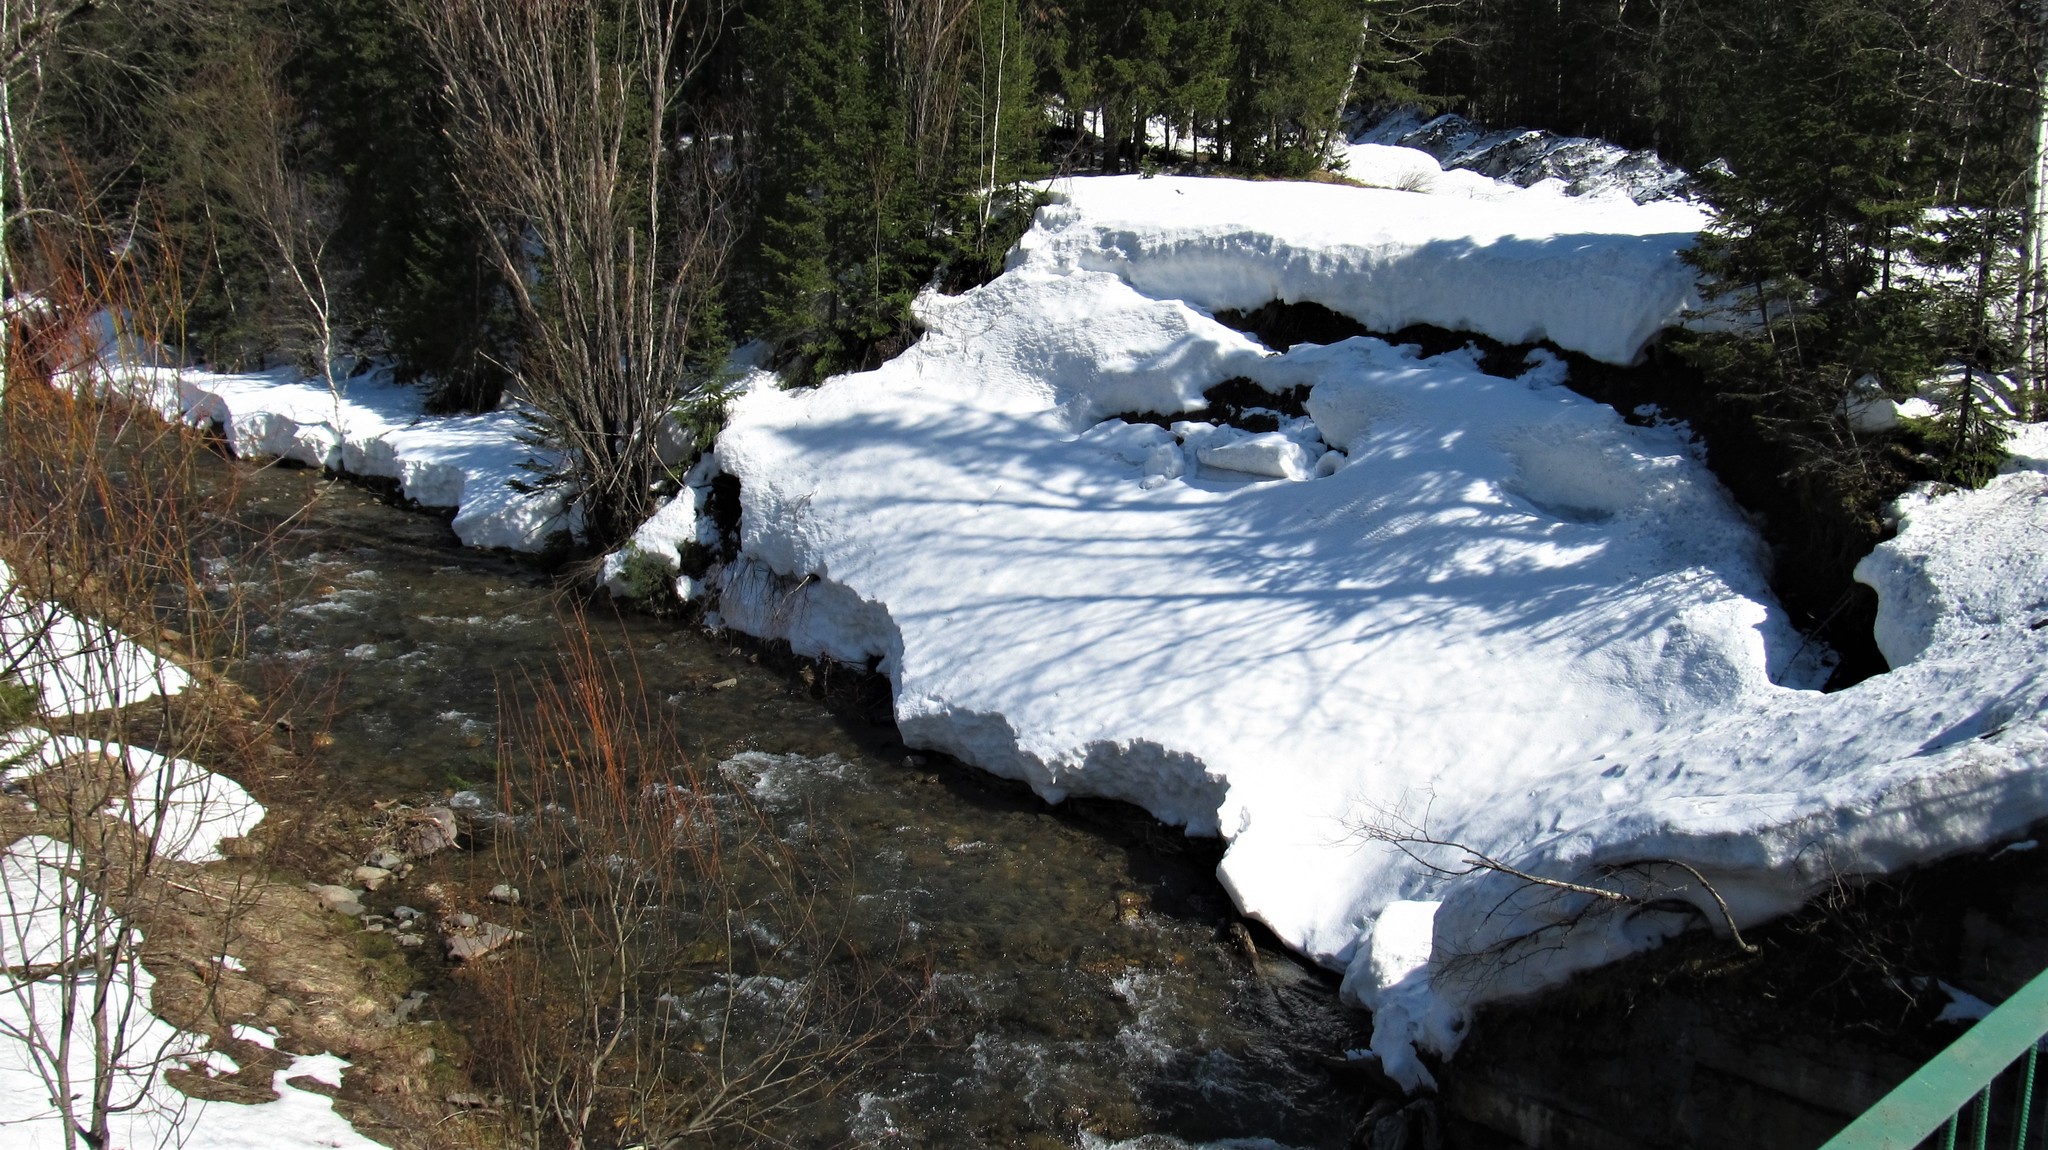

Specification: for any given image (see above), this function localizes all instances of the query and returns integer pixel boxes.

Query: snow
[0,837,381,1150]
[0,560,191,716]
[1021,174,1706,365]
[1933,980,1995,1024]
[1351,108,1694,205]
[692,173,2048,1089]
[46,157,2048,1097]
[0,563,381,1148]
[88,361,574,552]
[599,488,708,597]
[0,731,265,863]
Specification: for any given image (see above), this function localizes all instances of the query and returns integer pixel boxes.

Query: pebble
[353,865,393,891]
[395,932,425,948]
[306,884,364,917]
[486,884,520,905]
[366,848,404,871]
[445,912,479,930]
[402,806,460,857]
[445,922,523,962]
[392,905,422,922]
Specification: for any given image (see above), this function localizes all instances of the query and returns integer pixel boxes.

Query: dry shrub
[465,612,928,1150]
[0,181,310,1149]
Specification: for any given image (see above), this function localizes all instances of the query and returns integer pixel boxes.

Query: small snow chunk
[233,1023,280,1050]
[1139,442,1185,489]
[1520,347,1570,389]
[1197,432,1315,481]
[1934,980,1995,1024]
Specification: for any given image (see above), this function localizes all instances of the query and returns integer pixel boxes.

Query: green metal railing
[1823,970,2048,1150]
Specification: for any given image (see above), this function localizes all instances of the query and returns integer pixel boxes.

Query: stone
[353,866,393,891]
[443,912,478,930]
[392,990,429,1024]
[392,905,423,922]
[486,884,520,905]
[306,884,364,917]
[445,922,523,962]
[395,932,425,948]
[401,806,460,857]
[365,848,404,871]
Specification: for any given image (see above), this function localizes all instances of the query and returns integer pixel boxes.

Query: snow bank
[1353,108,1694,205]
[1021,174,1705,365]
[101,364,572,552]
[692,174,2048,1089]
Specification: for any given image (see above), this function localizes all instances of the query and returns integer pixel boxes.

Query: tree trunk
[2025,9,2048,420]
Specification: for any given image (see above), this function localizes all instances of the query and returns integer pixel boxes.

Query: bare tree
[0,0,97,418]
[411,0,737,549]
[0,196,276,1150]
[169,31,348,408]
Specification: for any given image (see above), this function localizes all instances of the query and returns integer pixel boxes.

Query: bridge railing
[1822,968,2048,1150]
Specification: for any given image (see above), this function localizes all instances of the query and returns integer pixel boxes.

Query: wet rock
[1358,1098,1442,1150]
[486,884,520,905]
[445,921,523,963]
[447,790,493,812]
[306,884,364,917]
[365,848,404,871]
[401,806,459,857]
[1116,891,1145,925]
[353,866,392,891]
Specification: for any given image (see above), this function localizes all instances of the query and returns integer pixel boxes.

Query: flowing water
[228,461,1369,1148]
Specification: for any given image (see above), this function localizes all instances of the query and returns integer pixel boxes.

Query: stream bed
[225,459,1371,1148]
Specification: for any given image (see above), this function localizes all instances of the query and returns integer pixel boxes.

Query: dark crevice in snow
[706,472,744,562]
[1209,299,1896,690]
[1107,375,1312,434]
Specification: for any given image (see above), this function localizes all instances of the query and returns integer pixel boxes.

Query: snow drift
[675,172,2048,1088]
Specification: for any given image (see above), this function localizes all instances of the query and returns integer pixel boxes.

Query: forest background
[0,0,2041,565]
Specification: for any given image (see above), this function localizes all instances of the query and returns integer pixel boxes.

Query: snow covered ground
[96,157,2048,1093]
[93,353,574,551]
[0,572,385,1148]
[1348,108,1694,204]
[680,172,2048,1088]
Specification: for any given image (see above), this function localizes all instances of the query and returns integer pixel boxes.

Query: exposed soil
[1,691,503,1150]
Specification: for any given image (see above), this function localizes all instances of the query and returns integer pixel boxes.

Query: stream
[224,458,1371,1148]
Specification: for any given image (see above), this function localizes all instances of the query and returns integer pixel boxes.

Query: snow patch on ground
[0,569,378,1148]
[0,837,381,1149]
[0,560,190,715]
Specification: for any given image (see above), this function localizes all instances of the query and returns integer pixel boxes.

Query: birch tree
[0,0,94,419]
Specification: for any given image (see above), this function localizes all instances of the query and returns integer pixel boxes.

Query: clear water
[229,463,1369,1148]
